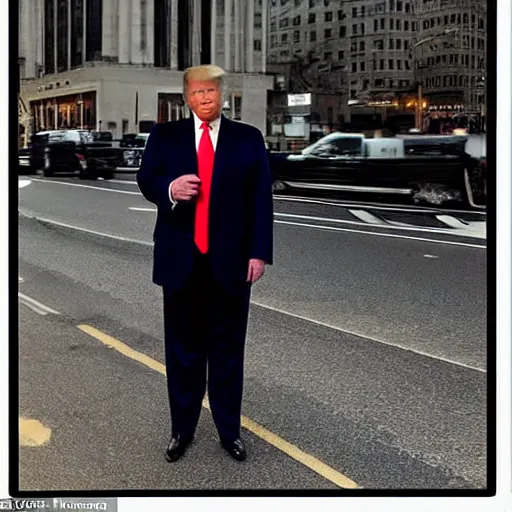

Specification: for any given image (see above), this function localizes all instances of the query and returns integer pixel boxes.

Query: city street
[18,173,487,491]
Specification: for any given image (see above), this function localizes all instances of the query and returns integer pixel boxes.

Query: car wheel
[102,170,114,180]
[43,167,54,177]
[78,168,89,180]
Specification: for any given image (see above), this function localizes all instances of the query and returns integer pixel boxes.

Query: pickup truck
[26,130,123,179]
[268,133,486,209]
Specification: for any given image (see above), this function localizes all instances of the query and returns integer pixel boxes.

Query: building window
[374,40,384,50]
[279,18,289,28]
[324,51,333,60]
[310,30,317,41]
[375,79,384,87]
[339,26,346,37]
[397,60,402,69]
[338,10,344,20]
[397,1,403,11]
[352,24,358,34]
[423,20,429,29]
[325,11,333,22]
[380,18,385,29]
[359,41,365,51]
[309,0,314,7]
[308,13,316,23]
[254,39,262,51]
[404,40,409,49]
[450,14,456,24]
[405,2,411,12]
[374,19,378,31]
[405,60,410,70]
[352,7,357,17]
[404,20,409,30]
[351,41,358,52]
[270,22,276,31]
[255,13,262,27]
[396,19,401,30]
[338,50,345,60]
[325,28,332,38]
[70,0,84,68]
[389,39,394,49]
[379,59,384,70]
[293,30,300,42]
[360,61,365,71]
[360,23,365,34]
[396,39,402,49]
[390,19,394,30]
[388,59,394,69]
[281,33,288,43]
[86,0,102,61]
[292,15,301,25]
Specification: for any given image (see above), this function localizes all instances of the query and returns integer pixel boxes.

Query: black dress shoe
[165,434,193,463]
[221,438,247,461]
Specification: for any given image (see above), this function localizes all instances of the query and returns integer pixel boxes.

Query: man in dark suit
[137,65,273,462]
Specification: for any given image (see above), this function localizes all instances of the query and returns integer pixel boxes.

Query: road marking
[129,207,156,212]
[348,209,388,225]
[19,208,485,253]
[110,179,138,185]
[18,210,153,246]
[274,195,486,216]
[275,220,486,249]
[19,417,52,447]
[77,324,359,489]
[436,215,469,229]
[30,178,140,195]
[18,179,32,189]
[250,300,485,373]
[283,181,412,195]
[18,292,61,316]
[423,254,439,259]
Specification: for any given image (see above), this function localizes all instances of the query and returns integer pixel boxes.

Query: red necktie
[194,122,215,254]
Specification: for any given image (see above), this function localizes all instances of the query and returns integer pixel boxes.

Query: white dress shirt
[169,112,221,206]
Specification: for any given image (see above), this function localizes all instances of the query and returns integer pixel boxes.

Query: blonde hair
[183,65,226,95]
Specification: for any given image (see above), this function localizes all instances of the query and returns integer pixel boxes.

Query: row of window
[273,14,419,32]
[424,75,485,89]
[424,54,486,69]
[351,1,412,17]
[422,13,485,30]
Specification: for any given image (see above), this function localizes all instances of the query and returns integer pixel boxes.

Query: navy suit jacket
[137,115,274,296]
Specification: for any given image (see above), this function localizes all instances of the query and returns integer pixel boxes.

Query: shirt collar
[192,111,221,131]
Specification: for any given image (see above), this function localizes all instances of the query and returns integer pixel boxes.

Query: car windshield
[47,131,67,143]
[303,133,363,157]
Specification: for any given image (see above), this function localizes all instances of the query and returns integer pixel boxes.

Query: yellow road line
[77,324,360,489]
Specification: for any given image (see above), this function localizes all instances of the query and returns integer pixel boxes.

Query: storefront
[30,91,97,132]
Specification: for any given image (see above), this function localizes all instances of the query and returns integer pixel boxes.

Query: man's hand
[170,174,201,202]
[247,259,266,284]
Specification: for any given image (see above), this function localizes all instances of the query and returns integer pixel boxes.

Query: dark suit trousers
[163,248,251,443]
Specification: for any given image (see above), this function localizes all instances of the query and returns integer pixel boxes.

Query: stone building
[414,0,486,132]
[18,0,273,139]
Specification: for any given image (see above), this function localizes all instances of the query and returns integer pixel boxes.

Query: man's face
[186,79,222,122]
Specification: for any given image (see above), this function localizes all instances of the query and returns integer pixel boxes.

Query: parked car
[27,130,123,179]
[268,132,485,209]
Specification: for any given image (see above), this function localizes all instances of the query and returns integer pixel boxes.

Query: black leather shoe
[221,438,247,461]
[165,434,193,463]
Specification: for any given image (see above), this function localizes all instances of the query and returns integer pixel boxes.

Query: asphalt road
[17,172,487,491]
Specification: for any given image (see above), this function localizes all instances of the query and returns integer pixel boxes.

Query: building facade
[414,0,486,132]
[266,0,486,134]
[19,0,273,139]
